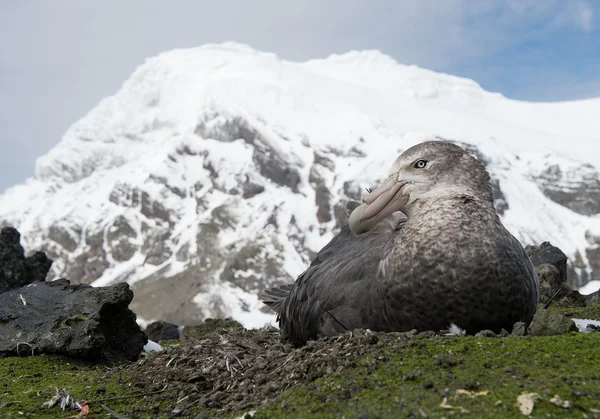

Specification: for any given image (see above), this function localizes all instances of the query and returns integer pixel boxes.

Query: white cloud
[546,0,595,32]
[574,1,594,31]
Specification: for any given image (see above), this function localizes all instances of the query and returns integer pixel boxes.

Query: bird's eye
[414,159,428,169]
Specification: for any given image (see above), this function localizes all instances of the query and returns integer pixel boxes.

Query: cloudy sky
[1,0,598,193]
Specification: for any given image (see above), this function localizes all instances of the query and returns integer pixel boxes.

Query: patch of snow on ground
[578,280,600,295]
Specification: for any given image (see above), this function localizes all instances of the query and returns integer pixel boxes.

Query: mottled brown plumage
[261,141,539,345]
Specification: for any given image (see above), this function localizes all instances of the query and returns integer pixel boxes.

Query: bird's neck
[404,194,497,223]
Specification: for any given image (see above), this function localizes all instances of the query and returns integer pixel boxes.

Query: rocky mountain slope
[1,42,599,327]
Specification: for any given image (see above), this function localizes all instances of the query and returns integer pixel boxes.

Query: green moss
[64,314,87,327]
[254,333,600,418]
[4,328,600,418]
[551,301,600,321]
[0,355,170,418]
[157,339,181,347]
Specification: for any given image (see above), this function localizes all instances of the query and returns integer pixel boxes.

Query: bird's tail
[259,284,293,314]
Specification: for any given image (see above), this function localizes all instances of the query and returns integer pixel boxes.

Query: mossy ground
[2,322,600,418]
[552,303,600,321]
[0,355,171,418]
[254,333,600,418]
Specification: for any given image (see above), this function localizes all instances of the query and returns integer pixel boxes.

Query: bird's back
[263,215,403,344]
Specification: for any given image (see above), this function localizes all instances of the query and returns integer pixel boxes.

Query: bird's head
[348,140,492,235]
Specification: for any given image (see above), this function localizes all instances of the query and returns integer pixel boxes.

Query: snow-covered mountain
[1,42,599,328]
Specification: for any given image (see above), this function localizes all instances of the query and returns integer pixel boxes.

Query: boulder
[145,321,181,342]
[0,227,52,294]
[529,308,579,336]
[0,279,147,361]
[526,242,587,307]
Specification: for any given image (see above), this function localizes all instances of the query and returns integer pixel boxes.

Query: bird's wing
[277,216,402,344]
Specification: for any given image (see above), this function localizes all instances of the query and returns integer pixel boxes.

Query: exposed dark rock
[586,230,600,246]
[149,174,186,198]
[586,323,600,332]
[67,230,110,284]
[196,221,223,265]
[109,182,132,206]
[107,216,137,262]
[181,318,244,340]
[107,216,136,241]
[511,321,527,336]
[490,178,509,215]
[175,243,190,262]
[528,240,568,274]
[313,151,335,171]
[109,238,137,263]
[143,229,172,266]
[31,243,61,282]
[175,144,197,156]
[144,241,171,266]
[309,160,333,224]
[131,266,213,326]
[332,182,365,229]
[534,163,600,216]
[220,244,262,288]
[348,146,366,158]
[308,165,322,185]
[203,160,218,179]
[219,242,289,293]
[211,204,237,230]
[134,220,227,324]
[568,248,600,290]
[195,115,258,144]
[0,280,147,361]
[86,229,104,248]
[586,247,600,281]
[109,184,171,222]
[587,290,600,304]
[315,184,332,223]
[48,224,78,252]
[145,321,181,342]
[242,182,265,199]
[333,201,350,229]
[529,308,578,336]
[0,227,53,294]
[267,212,278,228]
[23,252,54,284]
[252,148,301,192]
[287,215,316,263]
[140,191,170,222]
[526,242,587,308]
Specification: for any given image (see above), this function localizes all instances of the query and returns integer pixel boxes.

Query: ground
[1,307,600,418]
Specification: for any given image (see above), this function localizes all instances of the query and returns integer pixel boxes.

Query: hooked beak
[348,174,409,235]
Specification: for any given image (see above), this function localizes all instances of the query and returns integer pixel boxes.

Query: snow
[579,280,600,295]
[143,340,163,352]
[573,318,600,332]
[1,42,599,328]
[192,276,277,329]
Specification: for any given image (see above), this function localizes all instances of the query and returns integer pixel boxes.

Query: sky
[1,0,599,193]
